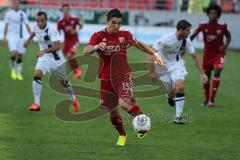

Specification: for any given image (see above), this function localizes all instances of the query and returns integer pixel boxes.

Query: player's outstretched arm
[83,45,97,55]
[135,41,154,55]
[190,29,200,41]
[147,54,158,81]
[24,32,35,48]
[26,24,32,35]
[135,41,163,65]
[191,53,208,83]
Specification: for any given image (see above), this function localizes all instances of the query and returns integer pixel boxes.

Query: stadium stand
[23,0,173,10]
[3,0,238,13]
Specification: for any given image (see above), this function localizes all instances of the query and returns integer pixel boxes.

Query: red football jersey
[197,21,228,56]
[88,28,137,80]
[57,16,80,43]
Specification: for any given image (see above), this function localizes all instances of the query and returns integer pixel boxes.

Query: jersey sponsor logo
[204,29,208,32]
[102,41,129,55]
[103,45,121,55]
[207,35,217,42]
[102,38,107,42]
[65,25,73,32]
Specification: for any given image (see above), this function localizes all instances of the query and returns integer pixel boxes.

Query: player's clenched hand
[36,51,44,57]
[24,41,29,48]
[70,29,77,35]
[219,45,228,52]
[201,73,208,84]
[154,53,163,66]
[96,42,107,51]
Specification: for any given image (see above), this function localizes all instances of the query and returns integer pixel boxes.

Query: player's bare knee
[119,98,131,110]
[11,51,17,56]
[110,108,120,116]
[34,70,43,78]
[16,53,22,58]
[175,80,184,93]
[214,69,222,78]
[175,84,184,93]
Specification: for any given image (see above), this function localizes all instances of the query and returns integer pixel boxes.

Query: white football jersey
[153,32,195,67]
[33,23,64,60]
[4,9,29,37]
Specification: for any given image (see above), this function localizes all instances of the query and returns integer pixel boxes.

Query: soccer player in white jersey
[3,0,31,80]
[24,11,79,112]
[148,20,208,124]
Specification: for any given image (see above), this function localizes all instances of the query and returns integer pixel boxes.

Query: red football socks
[110,112,126,136]
[69,58,78,71]
[203,82,210,101]
[211,77,220,100]
[128,105,143,117]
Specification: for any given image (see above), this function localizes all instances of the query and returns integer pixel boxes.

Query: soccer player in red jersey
[57,4,83,80]
[83,8,163,146]
[190,4,231,107]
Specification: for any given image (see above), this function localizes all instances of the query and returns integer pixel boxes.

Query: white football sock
[175,93,185,117]
[16,62,23,75]
[33,79,42,105]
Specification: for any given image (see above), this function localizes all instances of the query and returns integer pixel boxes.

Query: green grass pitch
[0,43,240,160]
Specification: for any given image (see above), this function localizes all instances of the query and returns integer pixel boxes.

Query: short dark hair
[62,3,70,9]
[206,4,222,18]
[106,8,123,21]
[176,20,191,30]
[36,11,48,20]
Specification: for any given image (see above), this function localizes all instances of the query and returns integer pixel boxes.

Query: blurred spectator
[181,0,189,11]
[153,19,174,26]
[20,0,27,5]
[233,0,239,13]
[134,12,149,26]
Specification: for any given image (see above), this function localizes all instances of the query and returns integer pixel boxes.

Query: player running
[190,4,231,107]
[24,11,79,112]
[83,8,163,146]
[148,20,208,124]
[3,0,31,80]
[57,4,83,80]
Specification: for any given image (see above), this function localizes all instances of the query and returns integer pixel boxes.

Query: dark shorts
[203,55,225,72]
[63,41,79,56]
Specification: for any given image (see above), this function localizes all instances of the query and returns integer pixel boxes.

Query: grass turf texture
[0,43,239,160]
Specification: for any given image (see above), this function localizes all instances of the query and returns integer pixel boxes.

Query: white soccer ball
[132,114,151,132]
